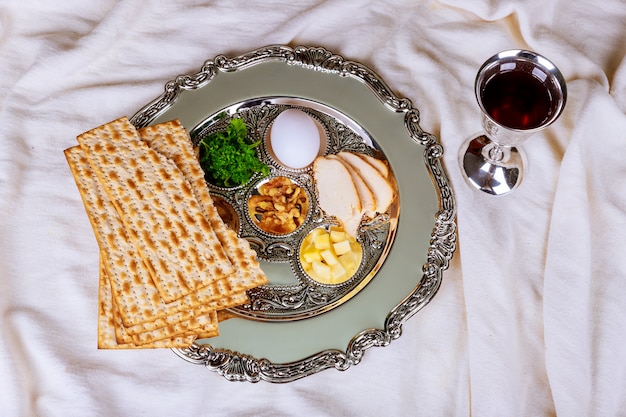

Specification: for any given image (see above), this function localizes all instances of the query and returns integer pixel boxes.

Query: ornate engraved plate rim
[187,100,399,321]
[129,45,457,383]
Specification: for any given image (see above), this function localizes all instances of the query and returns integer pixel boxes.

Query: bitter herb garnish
[198,118,269,188]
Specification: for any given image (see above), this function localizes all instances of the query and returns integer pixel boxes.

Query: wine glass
[459,49,567,195]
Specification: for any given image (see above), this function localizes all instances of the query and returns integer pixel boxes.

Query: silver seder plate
[130,45,456,382]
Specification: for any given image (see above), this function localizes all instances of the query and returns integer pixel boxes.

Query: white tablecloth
[2,1,625,416]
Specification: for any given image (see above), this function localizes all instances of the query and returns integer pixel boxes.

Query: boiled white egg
[269,109,321,169]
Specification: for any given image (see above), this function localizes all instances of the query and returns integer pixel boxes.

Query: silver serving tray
[130,45,456,382]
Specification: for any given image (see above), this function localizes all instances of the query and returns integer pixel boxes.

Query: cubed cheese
[338,252,357,271]
[311,260,331,282]
[330,262,347,282]
[314,233,331,250]
[302,244,322,263]
[320,248,339,266]
[332,239,351,256]
[329,229,346,243]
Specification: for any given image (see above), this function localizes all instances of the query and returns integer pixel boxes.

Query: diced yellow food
[299,226,362,285]
[314,233,331,250]
[320,249,339,266]
[338,251,357,271]
[330,262,347,282]
[332,239,351,256]
[301,244,322,263]
[329,229,346,243]
[311,260,331,283]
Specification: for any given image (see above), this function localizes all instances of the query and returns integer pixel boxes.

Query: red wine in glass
[460,50,567,195]
[481,70,552,130]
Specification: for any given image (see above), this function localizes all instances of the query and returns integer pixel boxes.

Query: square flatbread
[65,146,249,332]
[76,116,234,303]
[138,120,268,293]
[67,117,270,349]
[97,259,205,349]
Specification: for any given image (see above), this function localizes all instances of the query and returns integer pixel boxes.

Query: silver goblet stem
[459,49,567,196]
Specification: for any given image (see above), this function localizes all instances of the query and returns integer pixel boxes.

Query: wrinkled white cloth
[1,1,625,416]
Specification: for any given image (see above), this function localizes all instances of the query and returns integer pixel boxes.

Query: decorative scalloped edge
[131,45,457,383]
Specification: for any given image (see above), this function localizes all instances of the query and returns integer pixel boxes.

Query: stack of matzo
[65,116,268,349]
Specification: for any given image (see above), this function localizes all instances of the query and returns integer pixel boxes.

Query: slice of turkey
[336,151,395,215]
[313,156,362,237]
[327,154,376,218]
[357,152,389,178]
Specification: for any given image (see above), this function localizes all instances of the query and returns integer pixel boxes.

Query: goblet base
[459,134,525,196]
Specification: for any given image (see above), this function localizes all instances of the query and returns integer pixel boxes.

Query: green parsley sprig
[198,118,269,188]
